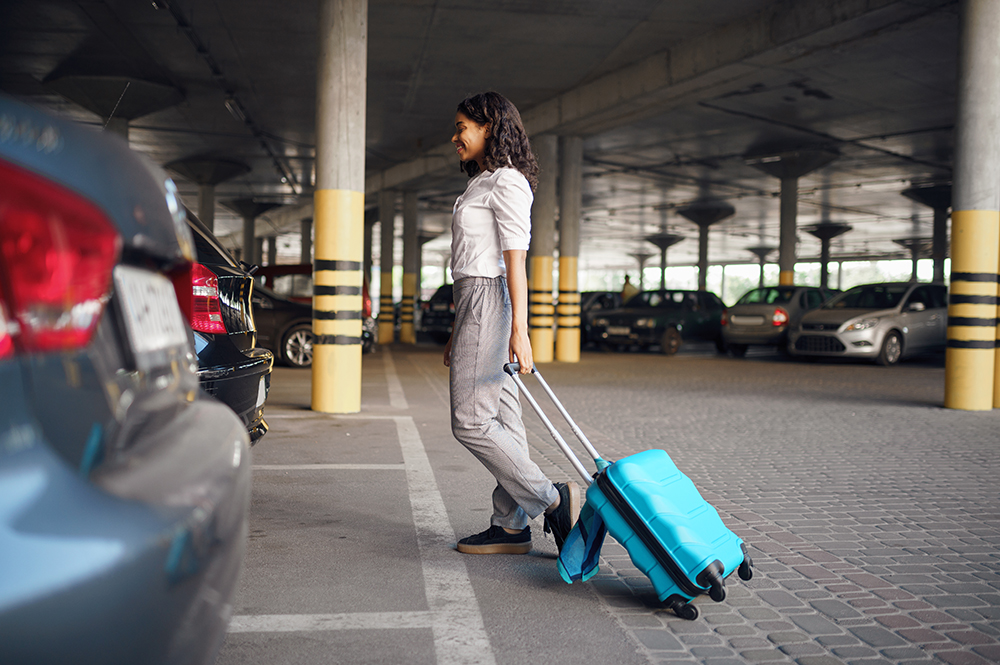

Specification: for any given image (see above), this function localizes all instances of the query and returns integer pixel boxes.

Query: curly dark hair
[456,91,539,192]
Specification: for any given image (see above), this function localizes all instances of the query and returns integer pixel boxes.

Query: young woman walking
[444,91,580,555]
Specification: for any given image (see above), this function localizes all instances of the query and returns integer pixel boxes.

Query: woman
[444,91,580,555]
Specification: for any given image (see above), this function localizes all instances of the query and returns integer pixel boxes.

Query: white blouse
[451,167,533,280]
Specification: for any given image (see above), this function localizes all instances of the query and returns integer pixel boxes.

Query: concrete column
[301,217,313,264]
[266,236,278,266]
[646,233,684,291]
[806,224,851,290]
[778,178,798,284]
[529,135,558,364]
[167,158,250,234]
[946,0,1000,411]
[747,246,774,289]
[199,184,216,234]
[364,207,376,283]
[254,237,264,266]
[224,199,279,267]
[678,201,734,291]
[400,191,418,344]
[556,136,582,362]
[902,184,951,283]
[312,0,368,414]
[378,189,396,344]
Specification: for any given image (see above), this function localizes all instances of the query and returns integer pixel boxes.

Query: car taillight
[0,160,121,355]
[772,307,789,326]
[720,308,728,326]
[190,262,226,334]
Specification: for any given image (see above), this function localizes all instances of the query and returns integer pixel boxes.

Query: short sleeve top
[450,167,533,280]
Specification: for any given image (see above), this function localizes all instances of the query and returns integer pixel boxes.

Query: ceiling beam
[365,0,947,196]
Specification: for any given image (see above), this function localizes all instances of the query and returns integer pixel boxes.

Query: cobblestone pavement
[397,343,1000,665]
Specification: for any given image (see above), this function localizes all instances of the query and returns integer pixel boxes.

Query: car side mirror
[907,301,926,312]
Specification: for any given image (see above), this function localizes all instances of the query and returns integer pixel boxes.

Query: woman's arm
[503,249,533,373]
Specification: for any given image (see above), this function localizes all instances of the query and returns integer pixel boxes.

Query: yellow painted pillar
[400,273,417,344]
[378,189,396,344]
[529,255,555,363]
[311,0,366,414]
[400,190,418,344]
[556,256,580,361]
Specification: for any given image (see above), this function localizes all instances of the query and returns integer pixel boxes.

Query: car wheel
[660,328,682,355]
[715,337,728,354]
[282,323,314,368]
[729,343,748,358]
[877,330,902,366]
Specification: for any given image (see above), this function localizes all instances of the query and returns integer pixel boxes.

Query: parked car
[186,214,273,442]
[788,281,948,366]
[254,262,376,354]
[590,289,727,354]
[420,283,454,343]
[580,290,623,347]
[0,93,250,664]
[722,285,836,357]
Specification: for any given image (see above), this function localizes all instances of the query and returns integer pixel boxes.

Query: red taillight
[720,308,728,326]
[190,263,226,334]
[772,307,789,326]
[0,160,121,354]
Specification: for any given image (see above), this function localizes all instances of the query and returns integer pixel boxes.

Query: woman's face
[452,112,489,169]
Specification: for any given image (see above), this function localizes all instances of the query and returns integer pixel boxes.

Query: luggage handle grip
[503,363,605,484]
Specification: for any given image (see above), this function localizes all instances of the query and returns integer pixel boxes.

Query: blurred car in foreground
[0,94,250,664]
[252,284,314,367]
[580,290,623,348]
[590,289,727,354]
[789,282,947,366]
[420,283,454,343]
[254,262,376,354]
[722,285,836,356]
[186,215,272,442]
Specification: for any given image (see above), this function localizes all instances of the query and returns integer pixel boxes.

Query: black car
[186,214,273,442]
[580,290,624,347]
[252,284,314,367]
[590,289,727,354]
[420,283,454,343]
[0,93,251,664]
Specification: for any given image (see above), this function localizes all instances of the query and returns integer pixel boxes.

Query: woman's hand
[509,328,533,374]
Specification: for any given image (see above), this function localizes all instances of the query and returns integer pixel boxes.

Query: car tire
[715,337,728,354]
[877,330,902,366]
[729,343,748,358]
[660,328,682,355]
[281,323,314,368]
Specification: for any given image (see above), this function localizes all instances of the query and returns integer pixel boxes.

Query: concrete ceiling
[0,0,958,271]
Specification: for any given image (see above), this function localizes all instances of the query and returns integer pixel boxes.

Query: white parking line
[383,346,409,409]
[228,611,434,633]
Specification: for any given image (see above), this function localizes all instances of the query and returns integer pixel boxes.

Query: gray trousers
[450,276,558,530]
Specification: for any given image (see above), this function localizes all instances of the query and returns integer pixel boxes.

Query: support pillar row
[556,136,582,362]
[529,135,558,364]
[400,191,418,344]
[378,189,396,344]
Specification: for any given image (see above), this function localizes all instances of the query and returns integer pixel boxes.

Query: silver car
[722,285,835,356]
[788,282,948,366]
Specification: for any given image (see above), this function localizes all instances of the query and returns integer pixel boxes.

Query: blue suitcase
[505,364,753,620]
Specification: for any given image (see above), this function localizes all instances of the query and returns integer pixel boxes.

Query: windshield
[631,291,686,309]
[736,287,796,305]
[823,284,909,310]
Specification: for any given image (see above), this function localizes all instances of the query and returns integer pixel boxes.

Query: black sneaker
[456,525,532,554]
[543,481,581,553]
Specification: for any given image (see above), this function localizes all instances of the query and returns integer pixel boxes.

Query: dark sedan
[0,93,250,664]
[252,284,314,367]
[420,283,454,343]
[186,215,273,443]
[590,289,727,354]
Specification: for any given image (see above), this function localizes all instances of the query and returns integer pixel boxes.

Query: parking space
[219,345,999,665]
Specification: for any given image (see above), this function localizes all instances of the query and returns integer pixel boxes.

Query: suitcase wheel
[709,580,726,602]
[738,558,753,581]
[676,603,699,621]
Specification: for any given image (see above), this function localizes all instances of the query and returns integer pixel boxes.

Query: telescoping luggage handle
[503,363,608,486]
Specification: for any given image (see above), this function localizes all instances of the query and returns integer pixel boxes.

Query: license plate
[607,326,630,336]
[432,303,448,311]
[114,266,190,356]
[731,315,765,326]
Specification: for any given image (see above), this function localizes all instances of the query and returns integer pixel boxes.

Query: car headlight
[844,317,880,332]
[634,318,656,328]
[593,317,608,327]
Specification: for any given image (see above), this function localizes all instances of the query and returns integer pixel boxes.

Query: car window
[805,290,823,309]
[825,284,909,309]
[736,287,796,305]
[905,285,931,309]
[929,285,948,309]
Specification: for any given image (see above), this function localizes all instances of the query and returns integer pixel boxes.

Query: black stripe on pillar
[948,316,997,327]
[947,339,998,349]
[314,310,362,320]
[314,285,361,296]
[950,294,999,305]
[315,259,362,271]
[314,335,362,345]
[950,272,1000,283]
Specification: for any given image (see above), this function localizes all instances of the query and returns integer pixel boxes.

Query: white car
[788,282,948,366]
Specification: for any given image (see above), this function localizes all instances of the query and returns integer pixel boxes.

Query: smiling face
[452,112,489,170]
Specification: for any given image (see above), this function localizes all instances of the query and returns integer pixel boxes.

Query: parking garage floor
[217,344,1000,665]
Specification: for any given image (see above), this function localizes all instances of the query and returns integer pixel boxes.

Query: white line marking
[392,414,495,665]
[383,347,409,409]
[228,611,434,633]
[253,464,405,471]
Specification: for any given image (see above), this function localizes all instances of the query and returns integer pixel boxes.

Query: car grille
[802,321,839,331]
[795,335,846,353]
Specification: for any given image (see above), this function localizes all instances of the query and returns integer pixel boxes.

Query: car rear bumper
[0,399,251,665]
[198,347,273,442]
[723,326,788,346]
